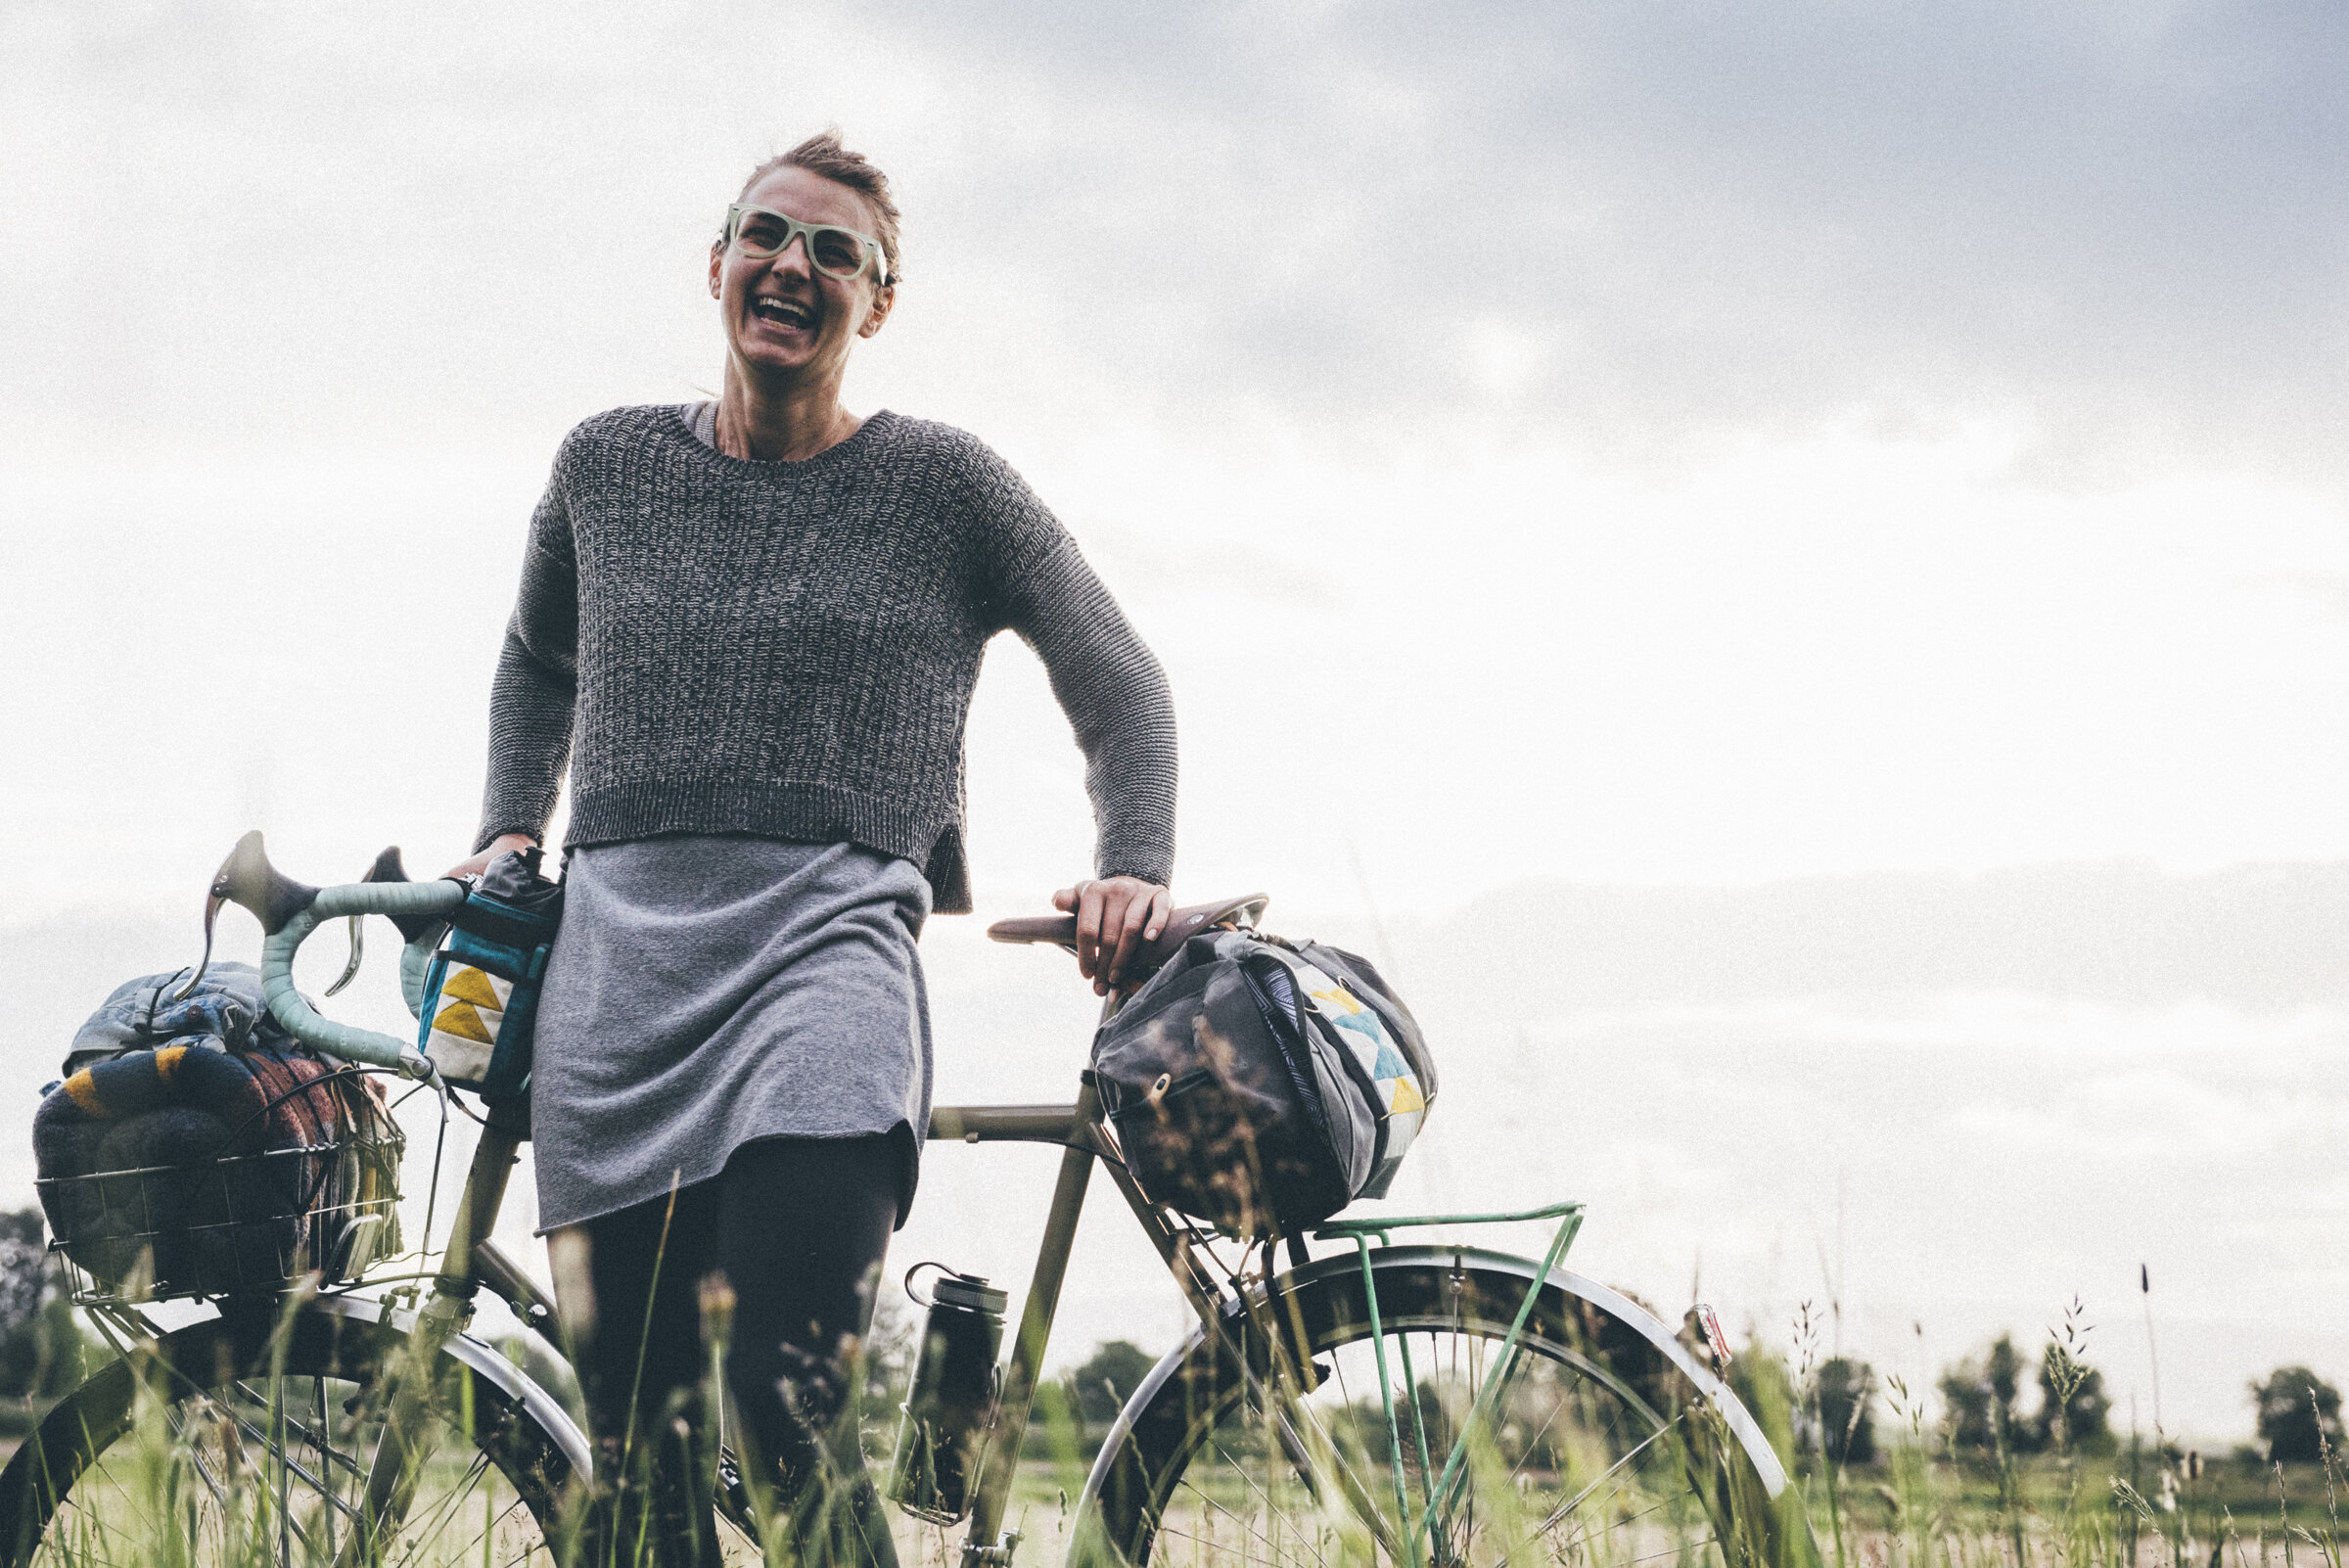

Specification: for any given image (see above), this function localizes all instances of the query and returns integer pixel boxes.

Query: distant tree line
[1743,1323,2342,1470]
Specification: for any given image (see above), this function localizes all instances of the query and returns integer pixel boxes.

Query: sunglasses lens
[808,228,869,276]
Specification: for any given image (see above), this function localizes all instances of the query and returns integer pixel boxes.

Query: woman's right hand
[441,833,538,881]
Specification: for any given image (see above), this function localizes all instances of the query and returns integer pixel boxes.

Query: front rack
[39,1096,404,1308]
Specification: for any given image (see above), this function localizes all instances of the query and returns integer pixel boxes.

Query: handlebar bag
[416,849,563,1105]
[1089,929,1436,1235]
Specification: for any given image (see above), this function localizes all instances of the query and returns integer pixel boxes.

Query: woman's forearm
[1022,546,1178,888]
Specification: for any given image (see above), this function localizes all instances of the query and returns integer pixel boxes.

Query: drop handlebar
[192,831,466,1079]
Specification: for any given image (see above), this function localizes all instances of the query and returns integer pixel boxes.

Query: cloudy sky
[5,0,2347,1444]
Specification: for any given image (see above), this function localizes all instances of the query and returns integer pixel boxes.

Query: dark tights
[562,1134,903,1568]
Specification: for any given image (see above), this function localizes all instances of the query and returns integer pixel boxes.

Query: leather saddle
[987,893,1268,985]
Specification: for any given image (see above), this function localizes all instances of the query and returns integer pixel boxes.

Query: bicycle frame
[380,1088,1771,1568]
[919,1083,1210,1566]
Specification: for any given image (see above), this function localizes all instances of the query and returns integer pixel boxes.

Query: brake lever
[324,845,411,998]
[174,830,322,1000]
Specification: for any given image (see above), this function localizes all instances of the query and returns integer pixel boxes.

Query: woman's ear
[858,281,897,340]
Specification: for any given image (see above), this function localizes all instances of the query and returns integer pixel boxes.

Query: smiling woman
[445,130,1180,1567]
[705,136,903,460]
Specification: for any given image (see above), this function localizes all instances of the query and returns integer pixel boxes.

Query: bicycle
[0,832,1813,1568]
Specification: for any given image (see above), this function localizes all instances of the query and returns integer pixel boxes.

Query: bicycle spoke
[445,1484,538,1568]
[387,1449,499,1565]
[1206,1436,1335,1568]
[1173,1475,1311,1564]
[1491,1466,1689,1568]
[1499,1362,1578,1485]
[236,1378,374,1482]
[318,1373,343,1559]
[220,1409,370,1527]
[1519,1407,1688,1543]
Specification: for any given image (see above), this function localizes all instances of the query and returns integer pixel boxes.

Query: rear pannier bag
[1089,930,1436,1235]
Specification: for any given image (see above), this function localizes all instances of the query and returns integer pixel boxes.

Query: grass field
[6,1384,2344,1566]
[0,1293,2338,1567]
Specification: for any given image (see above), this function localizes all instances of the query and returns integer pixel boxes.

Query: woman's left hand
[1053,876,1174,995]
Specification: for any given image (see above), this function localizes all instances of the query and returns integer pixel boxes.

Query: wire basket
[39,1069,405,1307]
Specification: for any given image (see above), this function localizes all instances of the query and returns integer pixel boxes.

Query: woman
[450,131,1177,1566]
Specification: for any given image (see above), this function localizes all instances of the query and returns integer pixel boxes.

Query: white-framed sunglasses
[722,203,890,283]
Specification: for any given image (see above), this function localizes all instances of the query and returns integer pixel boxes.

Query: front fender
[312,1293,591,1478]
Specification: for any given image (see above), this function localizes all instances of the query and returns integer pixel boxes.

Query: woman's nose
[764,235,815,280]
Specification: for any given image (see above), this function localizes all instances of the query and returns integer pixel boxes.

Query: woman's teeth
[752,298,814,327]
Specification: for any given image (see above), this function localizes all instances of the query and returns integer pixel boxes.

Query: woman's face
[708,164,894,389]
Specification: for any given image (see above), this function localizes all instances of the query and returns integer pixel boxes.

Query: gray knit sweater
[475,404,1176,913]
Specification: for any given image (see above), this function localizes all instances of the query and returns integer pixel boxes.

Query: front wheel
[0,1297,580,1568]
[1081,1246,1808,1568]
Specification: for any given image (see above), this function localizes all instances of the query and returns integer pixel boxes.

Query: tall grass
[17,1276,2343,1568]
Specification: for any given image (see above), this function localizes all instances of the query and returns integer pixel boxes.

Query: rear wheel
[1082,1248,1803,1568]
[0,1301,574,1567]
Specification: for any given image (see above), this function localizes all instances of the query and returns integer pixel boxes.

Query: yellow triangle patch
[1387,1077,1426,1115]
[439,966,505,1010]
[432,1001,496,1044]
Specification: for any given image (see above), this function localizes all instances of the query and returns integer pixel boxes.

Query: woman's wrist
[444,832,540,882]
[476,831,539,856]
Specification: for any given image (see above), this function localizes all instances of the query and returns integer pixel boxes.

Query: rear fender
[1078,1243,1786,1510]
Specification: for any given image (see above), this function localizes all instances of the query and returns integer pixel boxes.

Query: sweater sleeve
[967,447,1177,889]
[473,475,580,853]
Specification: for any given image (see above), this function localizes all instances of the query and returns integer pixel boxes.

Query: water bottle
[887,1266,1007,1523]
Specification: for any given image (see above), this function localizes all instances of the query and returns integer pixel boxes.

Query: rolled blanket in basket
[35,964,359,1297]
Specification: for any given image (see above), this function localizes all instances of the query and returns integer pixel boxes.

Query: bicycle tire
[1079,1245,1808,1568]
[0,1295,583,1568]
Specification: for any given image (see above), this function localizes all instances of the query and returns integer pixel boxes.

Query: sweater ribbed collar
[669,402,899,474]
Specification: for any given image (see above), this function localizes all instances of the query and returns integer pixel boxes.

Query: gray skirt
[530,836,933,1232]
